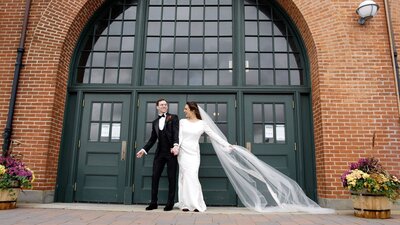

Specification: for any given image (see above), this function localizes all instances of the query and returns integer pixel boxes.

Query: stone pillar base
[318,197,400,210]
[17,190,54,203]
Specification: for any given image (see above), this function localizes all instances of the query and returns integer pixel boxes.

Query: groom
[136,98,179,211]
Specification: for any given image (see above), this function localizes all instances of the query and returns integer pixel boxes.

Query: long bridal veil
[198,107,334,214]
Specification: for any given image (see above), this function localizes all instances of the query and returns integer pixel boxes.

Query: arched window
[74,0,305,87]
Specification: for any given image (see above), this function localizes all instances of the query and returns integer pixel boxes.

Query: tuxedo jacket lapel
[155,119,160,136]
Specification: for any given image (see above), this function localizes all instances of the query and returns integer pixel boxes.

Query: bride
[174,101,334,214]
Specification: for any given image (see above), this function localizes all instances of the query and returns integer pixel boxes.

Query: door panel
[187,95,237,205]
[134,94,237,205]
[75,94,130,203]
[134,95,186,204]
[244,95,296,180]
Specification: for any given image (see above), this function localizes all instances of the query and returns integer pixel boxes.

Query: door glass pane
[264,104,273,122]
[100,123,110,142]
[102,103,112,121]
[113,103,122,121]
[168,103,178,115]
[253,124,263,143]
[264,124,274,143]
[90,123,99,141]
[252,103,286,144]
[111,123,121,140]
[253,104,262,122]
[276,124,285,143]
[275,104,285,123]
[91,103,101,120]
[217,104,227,121]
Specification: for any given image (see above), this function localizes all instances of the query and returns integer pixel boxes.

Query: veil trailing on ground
[198,106,335,214]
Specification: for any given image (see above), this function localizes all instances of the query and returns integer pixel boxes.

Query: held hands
[225,145,235,153]
[136,149,147,158]
[170,146,179,156]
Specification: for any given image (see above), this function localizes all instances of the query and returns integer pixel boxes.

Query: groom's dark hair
[156,98,167,106]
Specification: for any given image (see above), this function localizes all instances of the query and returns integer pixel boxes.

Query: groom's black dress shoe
[163,204,173,211]
[145,203,158,210]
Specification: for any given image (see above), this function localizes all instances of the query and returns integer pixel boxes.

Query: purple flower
[0,155,34,188]
[350,162,359,170]
[341,170,351,187]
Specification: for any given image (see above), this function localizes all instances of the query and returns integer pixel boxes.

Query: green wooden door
[134,94,185,204]
[243,95,297,180]
[75,94,131,203]
[187,95,237,205]
[134,94,237,205]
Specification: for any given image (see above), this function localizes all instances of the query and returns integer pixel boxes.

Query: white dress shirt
[159,113,166,130]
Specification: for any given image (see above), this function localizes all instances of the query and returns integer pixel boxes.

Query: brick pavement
[0,203,399,225]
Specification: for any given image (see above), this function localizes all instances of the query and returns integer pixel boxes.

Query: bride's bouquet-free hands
[223,145,235,153]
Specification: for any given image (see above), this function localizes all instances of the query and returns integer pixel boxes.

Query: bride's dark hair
[186,102,202,120]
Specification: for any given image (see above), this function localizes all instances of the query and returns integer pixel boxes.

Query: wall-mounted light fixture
[356,0,379,25]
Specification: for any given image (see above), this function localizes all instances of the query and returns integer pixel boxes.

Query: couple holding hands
[136,99,334,214]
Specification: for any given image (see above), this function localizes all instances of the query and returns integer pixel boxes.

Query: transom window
[144,0,233,85]
[75,0,305,87]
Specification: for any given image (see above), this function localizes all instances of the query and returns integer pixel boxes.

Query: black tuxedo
[142,113,179,206]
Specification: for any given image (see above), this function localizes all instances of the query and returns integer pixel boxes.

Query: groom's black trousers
[151,154,178,205]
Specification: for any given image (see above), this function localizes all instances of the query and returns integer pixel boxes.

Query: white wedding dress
[174,118,230,212]
[175,107,335,214]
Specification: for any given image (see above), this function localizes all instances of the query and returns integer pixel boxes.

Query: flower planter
[351,192,392,219]
[0,188,20,210]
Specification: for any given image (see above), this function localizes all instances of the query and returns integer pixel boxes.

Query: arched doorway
[56,0,317,205]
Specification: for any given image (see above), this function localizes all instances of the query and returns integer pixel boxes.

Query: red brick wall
[0,0,104,190]
[277,0,400,200]
[0,0,399,202]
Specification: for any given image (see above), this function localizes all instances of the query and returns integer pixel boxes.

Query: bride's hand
[224,145,234,153]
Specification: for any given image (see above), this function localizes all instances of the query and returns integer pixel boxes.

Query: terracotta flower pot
[0,188,20,210]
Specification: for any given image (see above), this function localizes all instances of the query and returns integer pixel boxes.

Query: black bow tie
[158,114,165,118]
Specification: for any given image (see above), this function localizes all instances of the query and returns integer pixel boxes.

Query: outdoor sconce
[356,0,379,25]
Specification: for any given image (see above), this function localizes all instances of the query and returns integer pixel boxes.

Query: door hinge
[132,184,135,192]
[137,99,140,107]
[82,99,85,107]
[134,141,137,148]
[73,182,77,191]
[294,142,297,151]
[292,101,295,109]
[234,99,237,108]
[78,140,81,148]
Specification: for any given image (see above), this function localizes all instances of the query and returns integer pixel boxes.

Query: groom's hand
[171,146,179,156]
[136,149,147,158]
